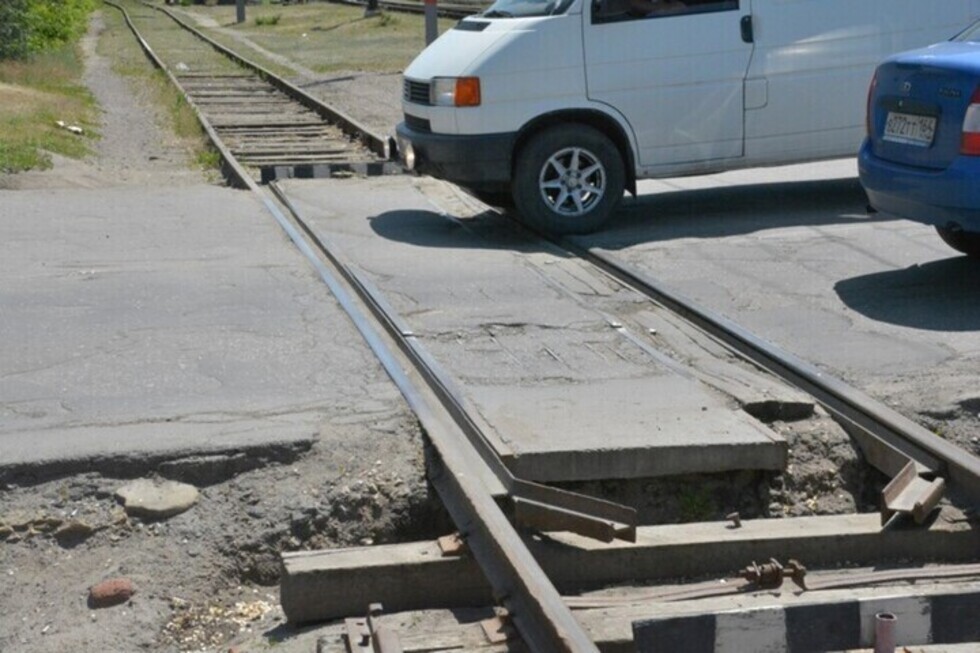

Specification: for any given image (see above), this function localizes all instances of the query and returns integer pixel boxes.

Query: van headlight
[430,77,481,107]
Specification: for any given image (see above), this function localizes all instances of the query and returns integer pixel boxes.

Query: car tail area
[868,43,980,171]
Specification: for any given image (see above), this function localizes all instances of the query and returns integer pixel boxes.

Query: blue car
[859,20,980,258]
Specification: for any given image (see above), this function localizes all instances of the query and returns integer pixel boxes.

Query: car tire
[936,224,980,258]
[513,124,625,235]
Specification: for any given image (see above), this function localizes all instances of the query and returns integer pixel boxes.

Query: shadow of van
[593,177,884,248]
[369,177,886,251]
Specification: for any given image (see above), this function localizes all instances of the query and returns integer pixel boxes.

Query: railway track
[109,0,396,185]
[110,4,979,650]
[110,3,631,650]
[273,179,980,650]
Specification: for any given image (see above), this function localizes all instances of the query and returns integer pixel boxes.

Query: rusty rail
[111,3,606,648]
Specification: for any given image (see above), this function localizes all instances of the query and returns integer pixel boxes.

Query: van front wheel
[513,124,625,235]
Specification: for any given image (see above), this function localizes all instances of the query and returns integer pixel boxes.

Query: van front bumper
[395,121,515,192]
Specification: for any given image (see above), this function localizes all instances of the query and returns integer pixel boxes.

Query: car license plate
[883,111,936,147]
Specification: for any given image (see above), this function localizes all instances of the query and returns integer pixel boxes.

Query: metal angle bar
[514,496,636,544]
[575,244,980,509]
[210,121,326,129]
[227,137,345,145]
[192,100,297,107]
[564,562,980,608]
[881,460,947,525]
[261,183,597,651]
[233,151,357,159]
[172,73,253,78]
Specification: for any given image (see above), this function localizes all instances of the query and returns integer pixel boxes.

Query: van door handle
[740,15,754,43]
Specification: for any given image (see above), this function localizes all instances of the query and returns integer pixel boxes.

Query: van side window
[593,0,737,23]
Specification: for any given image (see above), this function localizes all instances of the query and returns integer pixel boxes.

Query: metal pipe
[424,0,438,45]
[874,612,896,653]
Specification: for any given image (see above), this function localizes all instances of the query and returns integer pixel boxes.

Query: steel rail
[549,236,980,510]
[152,3,392,159]
[234,184,598,651]
[111,3,596,648]
[268,184,636,542]
[253,179,593,650]
[564,562,980,609]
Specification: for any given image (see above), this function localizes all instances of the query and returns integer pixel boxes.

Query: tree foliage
[0,0,96,60]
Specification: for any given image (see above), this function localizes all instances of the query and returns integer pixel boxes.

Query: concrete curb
[633,586,980,652]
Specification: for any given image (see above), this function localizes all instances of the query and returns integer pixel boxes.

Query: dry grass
[0,82,57,116]
[181,2,460,74]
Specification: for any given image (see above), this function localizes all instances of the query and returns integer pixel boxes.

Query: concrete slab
[0,185,383,481]
[280,176,787,482]
[469,379,783,481]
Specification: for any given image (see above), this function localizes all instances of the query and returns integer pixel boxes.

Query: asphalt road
[2,158,975,481]
[0,184,390,480]
[591,159,979,449]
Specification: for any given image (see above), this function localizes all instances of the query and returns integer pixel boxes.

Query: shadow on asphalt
[369,177,887,251]
[594,177,887,247]
[834,257,980,332]
[368,207,537,251]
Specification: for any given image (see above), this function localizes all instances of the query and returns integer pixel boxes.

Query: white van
[396,0,980,233]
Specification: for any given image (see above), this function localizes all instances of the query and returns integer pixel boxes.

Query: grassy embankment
[0,0,99,173]
[0,0,217,175]
[0,56,98,173]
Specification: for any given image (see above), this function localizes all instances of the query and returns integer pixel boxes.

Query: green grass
[0,44,97,173]
[254,13,281,26]
[195,147,221,169]
[678,487,716,521]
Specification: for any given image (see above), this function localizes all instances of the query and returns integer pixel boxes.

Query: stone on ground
[116,479,199,519]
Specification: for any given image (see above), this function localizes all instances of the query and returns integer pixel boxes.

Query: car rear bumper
[395,121,515,193]
[858,139,980,232]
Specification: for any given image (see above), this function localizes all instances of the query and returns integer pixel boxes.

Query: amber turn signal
[455,77,481,107]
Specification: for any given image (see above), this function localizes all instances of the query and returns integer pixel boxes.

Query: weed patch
[255,14,281,27]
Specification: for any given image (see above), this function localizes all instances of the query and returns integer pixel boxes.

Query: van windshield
[953,19,980,42]
[482,0,572,18]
